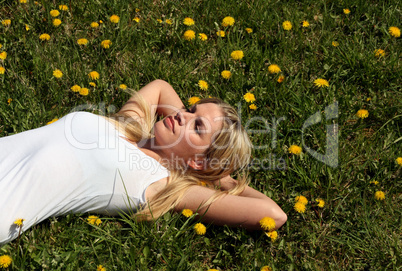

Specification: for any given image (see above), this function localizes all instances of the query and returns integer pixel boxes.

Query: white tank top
[0,112,169,244]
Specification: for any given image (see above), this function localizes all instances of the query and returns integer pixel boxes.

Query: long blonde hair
[109,92,252,220]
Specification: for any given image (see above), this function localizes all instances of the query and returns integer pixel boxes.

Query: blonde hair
[109,93,252,220]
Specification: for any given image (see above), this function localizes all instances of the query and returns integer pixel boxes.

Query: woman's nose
[176,111,194,126]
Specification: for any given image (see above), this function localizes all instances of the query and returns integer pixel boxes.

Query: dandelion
[277,75,285,83]
[0,67,5,74]
[388,26,400,38]
[249,104,257,110]
[198,80,208,90]
[295,195,308,205]
[294,201,306,213]
[110,15,120,23]
[183,30,195,41]
[14,218,25,227]
[332,41,339,47]
[216,30,225,37]
[194,223,206,235]
[1,20,11,26]
[0,52,7,60]
[183,17,194,26]
[198,33,208,41]
[101,40,112,49]
[87,215,102,225]
[374,191,385,201]
[221,70,231,79]
[20,0,27,3]
[396,157,402,166]
[316,199,325,208]
[156,19,163,23]
[231,50,244,60]
[119,84,127,89]
[165,19,172,25]
[88,71,100,80]
[261,266,273,271]
[25,24,30,31]
[71,85,81,92]
[314,78,329,88]
[53,19,62,26]
[89,82,96,87]
[182,209,193,218]
[53,69,63,78]
[374,49,385,57]
[288,145,302,155]
[39,33,51,41]
[135,8,140,12]
[79,88,89,96]
[50,10,60,17]
[343,9,351,14]
[77,38,89,45]
[0,255,12,269]
[59,5,68,11]
[188,96,200,105]
[133,17,140,23]
[97,265,106,271]
[282,20,292,30]
[222,16,235,27]
[265,230,278,242]
[370,180,379,185]
[259,217,276,231]
[302,20,310,27]
[99,20,103,24]
[356,109,369,119]
[268,64,281,74]
[243,92,255,103]
[47,118,58,125]
[245,28,253,33]
[91,22,99,28]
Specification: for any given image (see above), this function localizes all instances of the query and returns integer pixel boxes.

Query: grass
[1,0,401,270]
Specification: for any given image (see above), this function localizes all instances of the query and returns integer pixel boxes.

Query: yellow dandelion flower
[133,17,140,23]
[396,157,402,166]
[243,92,255,103]
[374,49,385,57]
[302,20,310,27]
[77,38,88,45]
[0,52,7,60]
[294,202,306,213]
[249,104,257,110]
[87,215,101,225]
[316,198,325,208]
[39,33,50,41]
[198,33,208,41]
[245,28,253,33]
[261,266,273,271]
[295,195,308,205]
[53,19,62,26]
[47,118,58,125]
[88,71,100,80]
[119,84,127,89]
[221,70,231,79]
[388,26,400,38]
[182,209,193,218]
[50,10,60,17]
[97,265,106,271]
[277,75,285,83]
[135,8,140,12]
[208,269,219,271]
[165,19,172,25]
[25,24,30,31]
[374,191,385,201]
[198,80,208,90]
[20,0,27,3]
[188,96,200,105]
[356,109,369,119]
[1,19,11,26]
[183,17,195,26]
[366,97,371,102]
[91,22,99,28]
[79,88,89,96]
[194,223,206,235]
[332,41,339,47]
[314,78,329,88]
[216,30,225,37]
[183,30,196,41]
[99,20,103,24]
[343,9,351,14]
[288,145,302,155]
[89,82,96,87]
[222,16,235,27]
[59,5,68,11]
[101,40,112,49]
[0,255,12,269]
[268,64,281,74]
[156,19,163,23]
[259,217,276,231]
[14,218,25,227]
[53,69,63,78]
[0,66,5,74]
[282,20,292,30]
[231,50,244,60]
[370,180,379,185]
[110,15,120,23]
[265,230,278,242]
[71,85,81,92]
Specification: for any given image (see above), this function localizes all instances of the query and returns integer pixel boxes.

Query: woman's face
[153,103,224,165]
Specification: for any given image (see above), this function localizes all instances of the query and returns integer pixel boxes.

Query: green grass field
[1,0,401,270]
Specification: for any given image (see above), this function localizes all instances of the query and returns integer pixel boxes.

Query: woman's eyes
[185,107,201,134]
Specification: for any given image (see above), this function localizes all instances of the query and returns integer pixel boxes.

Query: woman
[0,80,287,245]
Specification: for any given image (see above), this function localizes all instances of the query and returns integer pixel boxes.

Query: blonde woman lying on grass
[0,80,287,245]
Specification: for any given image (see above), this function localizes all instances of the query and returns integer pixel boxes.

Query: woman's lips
[165,116,175,132]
